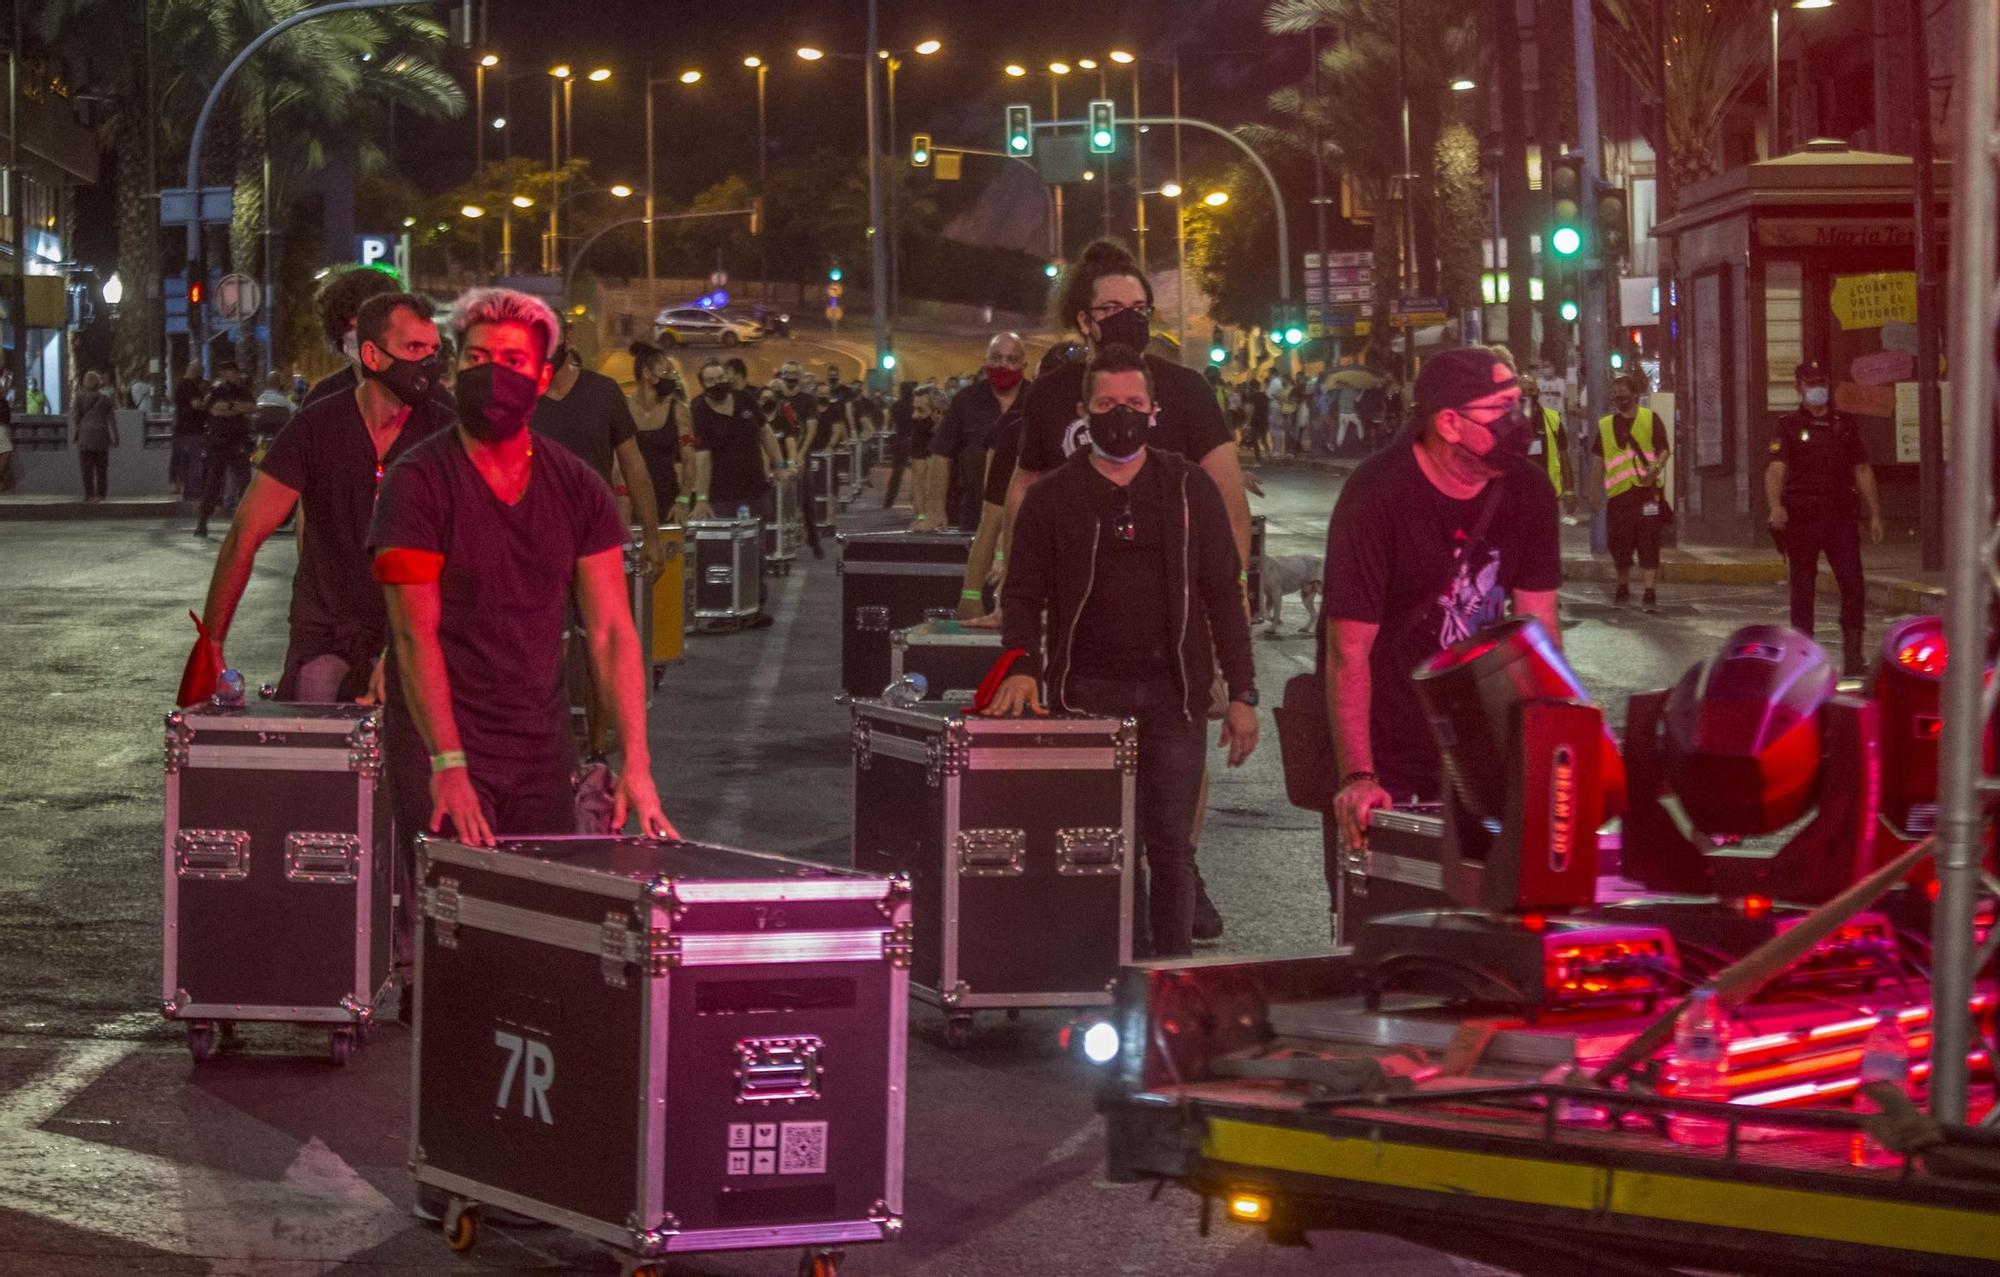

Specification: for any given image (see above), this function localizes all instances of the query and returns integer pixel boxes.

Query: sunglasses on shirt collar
[1110,486,1136,543]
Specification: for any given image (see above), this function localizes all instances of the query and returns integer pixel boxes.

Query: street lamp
[101,271,123,307]
[1771,0,1836,157]
[914,39,941,56]
[1004,63,1026,77]
[1450,77,1477,92]
[643,66,709,292]
[587,67,611,82]
[1159,181,1182,199]
[796,33,893,377]
[1203,190,1230,207]
[679,69,701,84]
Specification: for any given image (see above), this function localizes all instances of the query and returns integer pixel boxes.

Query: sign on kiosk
[355,233,411,279]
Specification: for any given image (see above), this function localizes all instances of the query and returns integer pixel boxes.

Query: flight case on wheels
[837,531,972,698]
[1337,805,1451,945]
[848,702,1135,1047]
[161,700,392,1064]
[889,621,1002,704]
[412,835,909,1275]
[689,515,763,632]
[807,450,840,532]
[763,477,803,576]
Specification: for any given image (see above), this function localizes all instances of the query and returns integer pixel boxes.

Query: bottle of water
[736,503,750,523]
[1668,988,1730,1146]
[213,668,246,708]
[882,673,928,708]
[1850,1014,1913,1168]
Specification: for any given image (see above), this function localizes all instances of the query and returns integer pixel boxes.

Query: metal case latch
[855,605,890,631]
[705,565,734,586]
[422,877,462,948]
[175,829,250,881]
[1056,827,1123,876]
[599,911,645,988]
[957,828,1026,877]
[733,1035,823,1103]
[284,832,359,884]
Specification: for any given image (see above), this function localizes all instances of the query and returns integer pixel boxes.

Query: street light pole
[547,71,562,274]
[475,57,486,276]
[753,58,768,300]
[886,53,900,330]
[864,0,889,377]
[644,65,655,293]
[1173,54,1185,354]
[1130,67,1145,270]
[1397,0,1416,301]
[1048,74,1065,258]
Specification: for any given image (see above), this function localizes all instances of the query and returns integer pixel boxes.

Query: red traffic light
[188,280,204,305]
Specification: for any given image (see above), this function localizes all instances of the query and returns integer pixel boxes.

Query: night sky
[396,0,1300,206]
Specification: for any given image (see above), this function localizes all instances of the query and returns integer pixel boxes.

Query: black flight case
[688,514,763,632]
[411,835,910,1273]
[888,620,1002,705]
[849,702,1136,1047]
[161,699,392,1064]
[837,531,972,699]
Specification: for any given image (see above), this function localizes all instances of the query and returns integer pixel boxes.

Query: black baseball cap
[1413,347,1511,420]
[1795,359,1830,382]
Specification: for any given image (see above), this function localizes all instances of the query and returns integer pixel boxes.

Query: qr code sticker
[779,1121,828,1175]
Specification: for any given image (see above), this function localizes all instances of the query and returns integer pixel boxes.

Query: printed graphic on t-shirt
[1058,414,1091,458]
[1433,538,1504,648]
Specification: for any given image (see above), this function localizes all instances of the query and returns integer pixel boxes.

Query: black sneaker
[1613,584,1630,605]
[1642,588,1657,609]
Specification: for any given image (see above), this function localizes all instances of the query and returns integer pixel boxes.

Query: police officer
[1588,371,1670,608]
[1521,372,1575,511]
[1765,359,1882,675]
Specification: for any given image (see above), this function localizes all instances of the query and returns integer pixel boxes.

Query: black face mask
[704,384,729,403]
[366,348,442,407]
[1087,405,1150,461]
[455,362,539,442]
[653,376,677,398]
[759,398,779,416]
[1094,308,1151,353]
[782,377,800,393]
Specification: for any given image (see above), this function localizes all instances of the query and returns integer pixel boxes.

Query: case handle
[734,1035,823,1103]
[957,828,1026,877]
[1056,827,1124,876]
[284,832,359,884]
[175,829,250,881]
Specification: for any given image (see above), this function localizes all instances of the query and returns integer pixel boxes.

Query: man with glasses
[985,344,1258,958]
[1319,347,1560,936]
[928,332,1029,532]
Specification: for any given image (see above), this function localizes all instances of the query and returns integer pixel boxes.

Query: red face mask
[987,364,1023,391]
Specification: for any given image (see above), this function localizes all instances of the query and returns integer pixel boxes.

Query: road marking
[1036,1115,1104,1170]
[707,570,805,845]
[0,1037,403,1272]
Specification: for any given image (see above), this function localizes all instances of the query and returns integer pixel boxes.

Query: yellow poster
[1830,272,1918,330]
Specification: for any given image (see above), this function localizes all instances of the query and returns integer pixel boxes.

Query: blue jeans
[1066,674,1207,957]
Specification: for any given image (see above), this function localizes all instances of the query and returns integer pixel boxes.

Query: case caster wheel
[651,665,666,691]
[943,1015,974,1050]
[442,1200,479,1253]
[329,1028,355,1066]
[798,1248,844,1277]
[186,1022,217,1063]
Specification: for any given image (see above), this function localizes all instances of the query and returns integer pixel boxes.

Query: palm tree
[37,0,463,379]
[1594,0,1766,190]
[1262,0,1485,331]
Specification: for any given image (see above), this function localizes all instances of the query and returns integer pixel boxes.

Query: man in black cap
[1318,346,1561,933]
[1765,359,1882,674]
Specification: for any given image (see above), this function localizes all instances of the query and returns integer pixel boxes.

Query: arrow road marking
[0,1038,404,1274]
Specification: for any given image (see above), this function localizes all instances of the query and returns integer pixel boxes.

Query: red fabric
[176,611,225,708]
[972,647,1030,713]
[371,547,445,585]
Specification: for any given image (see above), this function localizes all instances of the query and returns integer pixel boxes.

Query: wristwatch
[1230,687,1260,708]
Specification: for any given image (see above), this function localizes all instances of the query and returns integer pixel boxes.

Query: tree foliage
[1594,0,1766,188]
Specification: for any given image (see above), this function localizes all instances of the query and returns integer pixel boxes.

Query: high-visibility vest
[1531,405,1563,491]
[1598,408,1658,500]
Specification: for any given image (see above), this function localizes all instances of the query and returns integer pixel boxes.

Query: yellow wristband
[431,750,468,773]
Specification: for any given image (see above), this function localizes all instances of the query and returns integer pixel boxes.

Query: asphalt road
[0,463,1890,1275]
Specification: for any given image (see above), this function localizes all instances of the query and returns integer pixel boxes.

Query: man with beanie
[1319,346,1561,935]
[1766,359,1882,674]
[986,344,1258,958]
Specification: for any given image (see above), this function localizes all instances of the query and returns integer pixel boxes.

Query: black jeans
[196,442,252,529]
[77,448,108,499]
[1785,515,1864,636]
[882,436,911,508]
[1066,674,1207,957]
[1606,488,1663,573]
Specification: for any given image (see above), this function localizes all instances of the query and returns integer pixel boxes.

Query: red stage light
[1740,894,1772,919]
[1520,912,1547,933]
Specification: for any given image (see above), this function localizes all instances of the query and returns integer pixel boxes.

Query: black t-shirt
[1018,355,1231,473]
[260,388,452,664]
[532,368,637,484]
[934,378,1026,527]
[1321,442,1562,798]
[693,392,768,506]
[789,392,823,444]
[1070,465,1173,681]
[204,382,256,447]
[173,378,207,437]
[983,409,1026,509]
[1769,408,1868,513]
[368,430,625,769]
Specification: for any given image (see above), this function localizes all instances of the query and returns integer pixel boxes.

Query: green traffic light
[829,267,843,282]
[1283,327,1304,346]
[914,148,929,164]
[1044,262,1059,278]
[1551,225,1582,258]
[880,352,897,370]
[1559,299,1579,323]
[1610,352,1625,370]
[1092,130,1112,148]
[1010,135,1028,152]
[1209,346,1227,364]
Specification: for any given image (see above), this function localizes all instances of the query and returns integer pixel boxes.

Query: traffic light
[1596,183,1629,265]
[911,133,931,167]
[1043,261,1060,278]
[1005,103,1033,156]
[1283,324,1305,347]
[1209,344,1228,365]
[1088,99,1115,154]
[1547,151,1586,261]
[1558,298,1579,323]
[1609,350,1625,371]
[828,264,843,283]
[187,276,204,306]
[880,351,897,370]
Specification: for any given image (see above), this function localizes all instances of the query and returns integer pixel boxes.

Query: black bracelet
[1337,770,1378,792]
